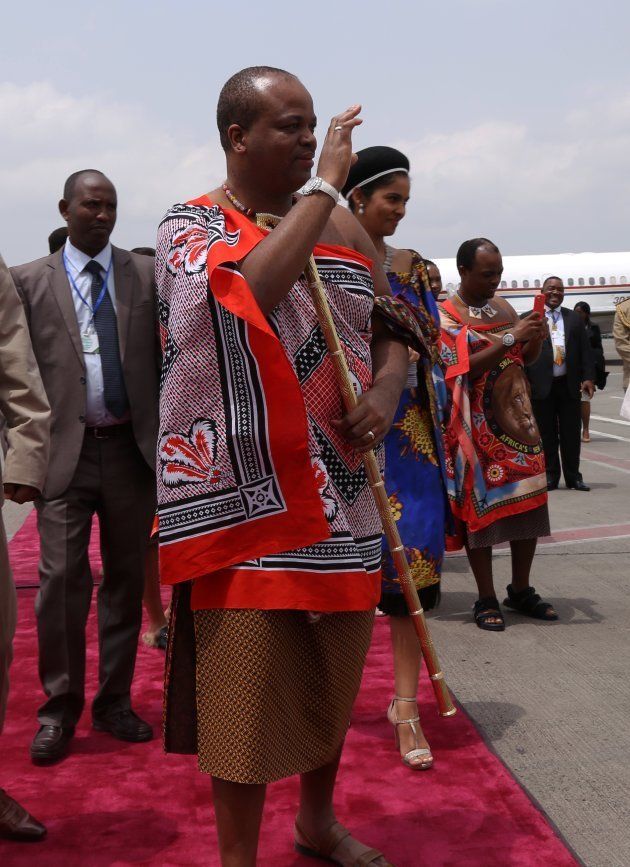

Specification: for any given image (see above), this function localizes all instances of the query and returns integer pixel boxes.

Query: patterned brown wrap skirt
[164,583,374,784]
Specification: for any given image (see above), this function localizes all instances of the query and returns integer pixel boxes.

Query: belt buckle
[93,427,109,440]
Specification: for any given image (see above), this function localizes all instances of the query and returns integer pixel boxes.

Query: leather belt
[85,422,132,439]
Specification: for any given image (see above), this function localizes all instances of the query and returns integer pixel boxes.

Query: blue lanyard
[63,252,113,320]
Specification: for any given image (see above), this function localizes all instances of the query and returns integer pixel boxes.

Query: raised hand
[513,311,546,343]
[316,105,363,192]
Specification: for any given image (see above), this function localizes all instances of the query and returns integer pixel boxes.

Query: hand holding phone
[533,293,546,316]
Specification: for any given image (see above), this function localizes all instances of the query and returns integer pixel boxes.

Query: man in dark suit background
[525,276,595,491]
[11,170,159,763]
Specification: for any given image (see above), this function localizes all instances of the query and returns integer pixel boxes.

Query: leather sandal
[386,697,433,770]
[294,820,392,866]
[503,585,558,621]
[473,596,505,631]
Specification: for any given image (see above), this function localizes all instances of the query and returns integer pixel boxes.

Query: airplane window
[621,276,627,283]
[578,278,585,286]
[567,278,574,286]
[534,279,540,288]
[500,280,507,288]
[588,278,595,286]
[599,277,605,285]
[446,282,454,291]
[611,276,617,285]
[523,280,529,288]
[511,280,517,289]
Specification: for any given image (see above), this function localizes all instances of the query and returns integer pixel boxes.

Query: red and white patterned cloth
[155,197,382,611]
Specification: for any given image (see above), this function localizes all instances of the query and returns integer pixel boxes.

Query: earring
[358,204,365,215]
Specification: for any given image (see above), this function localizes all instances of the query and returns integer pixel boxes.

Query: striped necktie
[85,260,129,418]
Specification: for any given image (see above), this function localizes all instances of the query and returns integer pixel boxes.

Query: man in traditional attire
[157,67,414,866]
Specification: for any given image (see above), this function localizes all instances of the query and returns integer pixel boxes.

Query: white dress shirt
[545,306,567,377]
[63,239,128,426]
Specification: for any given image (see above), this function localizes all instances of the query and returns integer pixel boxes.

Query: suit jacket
[525,306,596,401]
[613,297,630,389]
[11,246,159,499]
[0,253,50,493]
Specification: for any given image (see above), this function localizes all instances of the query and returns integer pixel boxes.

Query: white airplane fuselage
[434,251,630,332]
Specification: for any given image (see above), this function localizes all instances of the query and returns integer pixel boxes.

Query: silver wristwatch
[502,333,516,347]
[301,176,340,204]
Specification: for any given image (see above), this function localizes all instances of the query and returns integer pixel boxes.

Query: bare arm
[240,107,362,314]
[327,213,408,450]
[468,311,546,379]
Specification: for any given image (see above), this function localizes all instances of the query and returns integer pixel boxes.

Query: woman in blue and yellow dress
[343,147,449,771]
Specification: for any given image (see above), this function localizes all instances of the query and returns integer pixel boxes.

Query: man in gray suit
[11,170,159,763]
[0,252,50,839]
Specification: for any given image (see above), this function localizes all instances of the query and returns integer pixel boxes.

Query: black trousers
[532,376,583,487]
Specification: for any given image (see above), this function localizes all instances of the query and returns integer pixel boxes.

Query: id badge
[82,328,99,354]
[551,328,564,348]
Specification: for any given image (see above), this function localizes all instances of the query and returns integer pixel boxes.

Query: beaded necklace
[222,182,296,220]
[222,183,256,217]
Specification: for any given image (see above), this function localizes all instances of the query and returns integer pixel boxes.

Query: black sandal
[473,596,505,631]
[503,585,558,621]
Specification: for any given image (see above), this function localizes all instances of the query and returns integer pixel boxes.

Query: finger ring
[366,430,375,441]
[334,125,343,131]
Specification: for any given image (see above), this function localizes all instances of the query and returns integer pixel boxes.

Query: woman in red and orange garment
[156,67,410,867]
[439,238,558,630]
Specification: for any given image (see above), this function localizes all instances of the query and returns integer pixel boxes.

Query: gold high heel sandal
[387,696,433,771]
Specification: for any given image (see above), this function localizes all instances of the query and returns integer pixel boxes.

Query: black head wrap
[341,146,410,199]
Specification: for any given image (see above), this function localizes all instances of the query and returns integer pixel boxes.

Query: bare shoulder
[494,295,518,322]
[327,205,375,260]
[328,204,360,243]
[391,248,414,273]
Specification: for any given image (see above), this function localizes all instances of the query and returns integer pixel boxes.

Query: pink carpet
[1,516,579,866]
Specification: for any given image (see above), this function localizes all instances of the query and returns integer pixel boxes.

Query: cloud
[0,81,224,263]
[2,80,630,264]
[392,94,630,258]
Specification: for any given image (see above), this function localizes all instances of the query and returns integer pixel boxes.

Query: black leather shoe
[93,708,153,742]
[30,724,74,764]
[0,789,46,841]
[547,481,559,491]
[568,480,590,491]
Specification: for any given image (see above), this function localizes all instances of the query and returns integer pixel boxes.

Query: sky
[2,0,630,265]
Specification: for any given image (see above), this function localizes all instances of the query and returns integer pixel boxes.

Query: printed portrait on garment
[483,356,541,451]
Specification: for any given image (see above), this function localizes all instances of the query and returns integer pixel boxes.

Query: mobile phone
[533,293,546,315]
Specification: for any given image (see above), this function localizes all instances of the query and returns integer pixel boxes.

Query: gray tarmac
[2,363,628,867]
[431,365,630,867]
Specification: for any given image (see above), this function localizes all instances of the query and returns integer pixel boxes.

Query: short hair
[542,275,563,288]
[574,301,590,315]
[131,246,156,257]
[63,169,110,202]
[347,172,408,213]
[423,259,437,270]
[48,226,68,254]
[456,237,500,270]
[216,66,297,151]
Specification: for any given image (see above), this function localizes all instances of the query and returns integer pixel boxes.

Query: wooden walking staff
[257,214,456,717]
